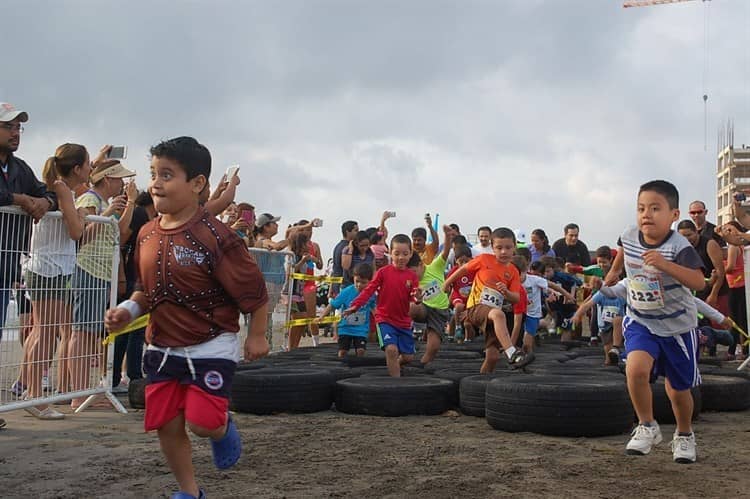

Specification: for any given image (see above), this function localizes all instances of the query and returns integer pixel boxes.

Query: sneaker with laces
[508,350,535,370]
[11,380,26,397]
[626,423,662,455]
[671,432,697,464]
[608,346,622,366]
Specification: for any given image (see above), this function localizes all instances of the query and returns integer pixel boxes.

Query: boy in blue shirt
[317,263,376,358]
[571,289,626,365]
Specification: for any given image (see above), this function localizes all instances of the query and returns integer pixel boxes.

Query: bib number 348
[480,287,504,308]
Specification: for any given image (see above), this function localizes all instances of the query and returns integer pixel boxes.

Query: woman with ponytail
[20,144,90,419]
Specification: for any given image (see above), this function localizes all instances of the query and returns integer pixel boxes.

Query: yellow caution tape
[289,273,343,284]
[285,315,341,328]
[102,314,150,345]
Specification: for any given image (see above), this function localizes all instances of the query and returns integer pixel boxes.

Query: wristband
[117,299,143,320]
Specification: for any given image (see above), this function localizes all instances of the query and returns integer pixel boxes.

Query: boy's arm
[443,264,468,292]
[693,296,726,325]
[315,304,334,322]
[571,296,596,324]
[604,247,624,286]
[704,239,725,307]
[642,250,706,292]
[547,281,575,303]
[511,312,523,344]
[245,301,269,360]
[346,271,382,314]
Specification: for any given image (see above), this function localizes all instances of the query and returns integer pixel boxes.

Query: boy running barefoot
[105,137,269,499]
[604,180,705,464]
[443,227,534,373]
[344,234,420,377]
[410,225,453,364]
[316,263,375,358]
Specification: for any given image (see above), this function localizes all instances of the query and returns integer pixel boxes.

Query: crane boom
[623,0,698,8]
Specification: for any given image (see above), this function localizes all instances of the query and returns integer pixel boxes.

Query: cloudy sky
[3,0,749,255]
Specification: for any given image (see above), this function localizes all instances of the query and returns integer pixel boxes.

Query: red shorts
[145,380,228,431]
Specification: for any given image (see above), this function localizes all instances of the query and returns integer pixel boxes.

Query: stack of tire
[125,338,750,438]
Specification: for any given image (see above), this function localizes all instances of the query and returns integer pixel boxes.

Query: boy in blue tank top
[603,180,705,464]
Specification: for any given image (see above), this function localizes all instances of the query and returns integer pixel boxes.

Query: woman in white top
[20,144,90,420]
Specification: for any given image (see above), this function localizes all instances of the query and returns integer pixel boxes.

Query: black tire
[699,374,750,411]
[231,368,335,414]
[335,376,454,416]
[128,378,146,409]
[485,376,633,437]
[235,361,269,372]
[459,373,520,417]
[651,379,701,423]
[431,350,483,361]
[341,355,387,367]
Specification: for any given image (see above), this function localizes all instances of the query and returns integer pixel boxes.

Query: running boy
[606,180,705,463]
[344,234,420,377]
[410,225,453,364]
[513,255,575,353]
[316,263,376,358]
[105,137,269,499]
[446,244,476,342]
[443,227,534,372]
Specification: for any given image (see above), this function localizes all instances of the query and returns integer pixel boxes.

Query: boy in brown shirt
[105,136,268,499]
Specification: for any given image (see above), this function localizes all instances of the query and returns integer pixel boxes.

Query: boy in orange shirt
[443,227,535,373]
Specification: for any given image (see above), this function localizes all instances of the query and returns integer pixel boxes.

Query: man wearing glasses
[688,200,725,247]
[0,104,57,343]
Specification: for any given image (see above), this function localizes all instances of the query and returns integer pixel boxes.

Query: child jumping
[105,137,269,498]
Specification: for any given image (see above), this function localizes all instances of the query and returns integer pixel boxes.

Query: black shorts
[338,335,367,351]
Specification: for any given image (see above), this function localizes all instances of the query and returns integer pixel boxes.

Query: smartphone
[735,192,747,202]
[107,146,127,160]
[386,211,396,218]
[226,164,240,180]
[312,218,323,228]
[241,209,255,226]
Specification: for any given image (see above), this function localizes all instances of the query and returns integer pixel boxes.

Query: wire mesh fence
[0,206,125,413]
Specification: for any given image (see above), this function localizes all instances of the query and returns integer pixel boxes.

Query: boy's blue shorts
[377,322,416,355]
[623,316,701,391]
[524,316,540,337]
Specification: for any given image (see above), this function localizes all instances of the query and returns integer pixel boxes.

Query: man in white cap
[0,102,56,430]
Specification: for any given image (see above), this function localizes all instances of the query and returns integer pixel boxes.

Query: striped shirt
[619,226,703,337]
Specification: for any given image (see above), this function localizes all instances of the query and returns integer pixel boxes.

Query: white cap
[514,228,528,243]
[0,103,28,123]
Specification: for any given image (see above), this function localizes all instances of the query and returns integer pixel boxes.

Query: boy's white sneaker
[671,432,697,464]
[626,423,662,455]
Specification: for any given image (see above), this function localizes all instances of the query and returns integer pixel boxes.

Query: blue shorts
[623,317,701,391]
[377,322,415,355]
[524,316,540,336]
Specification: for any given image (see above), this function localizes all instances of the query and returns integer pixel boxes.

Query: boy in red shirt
[443,227,534,373]
[345,234,420,377]
[105,137,269,499]
[445,244,476,342]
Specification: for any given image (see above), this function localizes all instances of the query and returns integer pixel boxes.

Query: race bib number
[601,305,620,323]
[628,274,665,310]
[480,287,504,309]
[422,280,441,302]
[344,310,367,326]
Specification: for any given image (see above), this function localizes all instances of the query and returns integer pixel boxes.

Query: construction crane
[623,0,700,8]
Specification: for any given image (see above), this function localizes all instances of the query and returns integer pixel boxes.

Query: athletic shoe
[10,380,26,397]
[171,489,206,499]
[454,326,465,343]
[590,336,600,346]
[509,350,535,370]
[671,432,697,464]
[608,346,622,366]
[626,423,662,455]
[24,405,65,420]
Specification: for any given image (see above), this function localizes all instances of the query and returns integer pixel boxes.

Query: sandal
[170,489,206,499]
[211,415,242,469]
[24,405,65,420]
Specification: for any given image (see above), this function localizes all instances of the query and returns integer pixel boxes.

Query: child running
[410,225,453,364]
[443,227,534,372]
[344,234,420,377]
[603,180,705,463]
[512,255,575,353]
[446,244,476,343]
[316,263,376,358]
[104,137,269,499]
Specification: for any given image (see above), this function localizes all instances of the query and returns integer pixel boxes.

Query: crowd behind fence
[1,207,294,415]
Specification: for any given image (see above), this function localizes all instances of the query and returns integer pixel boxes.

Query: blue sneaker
[211,415,242,469]
[170,488,206,499]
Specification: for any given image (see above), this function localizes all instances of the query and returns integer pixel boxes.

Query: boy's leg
[385,345,401,377]
[158,413,201,498]
[488,308,513,351]
[664,378,693,435]
[354,337,366,357]
[421,330,441,364]
[481,346,500,374]
[337,335,351,358]
[625,350,656,423]
[522,333,535,353]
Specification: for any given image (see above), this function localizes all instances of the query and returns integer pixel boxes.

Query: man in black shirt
[552,223,591,266]
[688,200,725,247]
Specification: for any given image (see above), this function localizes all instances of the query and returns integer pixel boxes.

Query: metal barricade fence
[0,206,125,414]
[242,248,294,355]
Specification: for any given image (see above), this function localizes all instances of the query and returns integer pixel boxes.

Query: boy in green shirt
[410,225,453,364]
